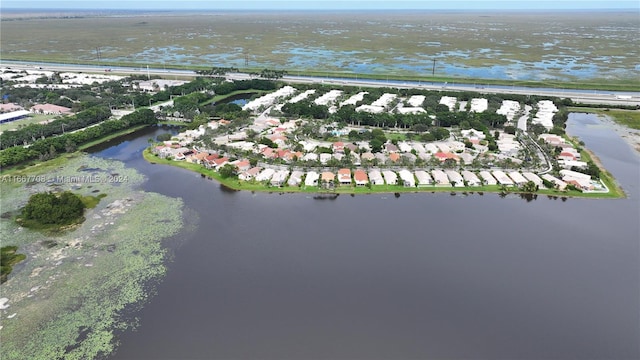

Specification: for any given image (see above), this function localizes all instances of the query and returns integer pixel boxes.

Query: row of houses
[235,166,548,189]
[539,133,587,169]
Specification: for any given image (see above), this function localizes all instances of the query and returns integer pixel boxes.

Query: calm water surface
[98,115,639,359]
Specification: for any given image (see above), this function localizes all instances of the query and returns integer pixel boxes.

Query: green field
[0,114,59,132]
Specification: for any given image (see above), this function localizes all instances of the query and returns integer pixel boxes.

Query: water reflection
[95,116,639,360]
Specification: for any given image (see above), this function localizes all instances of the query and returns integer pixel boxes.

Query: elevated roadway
[3,61,639,107]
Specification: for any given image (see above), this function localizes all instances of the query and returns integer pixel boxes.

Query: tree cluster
[213,79,277,96]
[0,109,157,168]
[0,106,112,150]
[21,191,85,225]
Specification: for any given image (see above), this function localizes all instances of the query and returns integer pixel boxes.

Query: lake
[97,114,639,359]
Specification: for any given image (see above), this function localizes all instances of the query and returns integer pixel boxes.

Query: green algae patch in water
[0,155,184,360]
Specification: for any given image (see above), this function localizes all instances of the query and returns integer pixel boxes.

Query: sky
[2,0,639,10]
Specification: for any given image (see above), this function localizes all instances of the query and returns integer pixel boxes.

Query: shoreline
[142,148,623,199]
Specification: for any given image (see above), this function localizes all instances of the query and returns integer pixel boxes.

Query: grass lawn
[0,114,60,132]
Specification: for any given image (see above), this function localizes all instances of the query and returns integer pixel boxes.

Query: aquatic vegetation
[0,246,26,284]
[0,155,184,360]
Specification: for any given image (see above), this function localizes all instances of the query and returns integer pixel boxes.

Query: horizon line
[3,7,639,11]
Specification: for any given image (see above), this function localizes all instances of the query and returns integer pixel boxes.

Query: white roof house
[444,170,465,187]
[398,142,414,153]
[414,170,433,186]
[382,170,398,185]
[439,96,457,111]
[559,160,588,169]
[541,174,567,190]
[356,104,385,113]
[424,143,439,153]
[270,170,290,187]
[533,100,558,129]
[256,168,276,182]
[560,169,591,181]
[432,170,450,186]
[497,100,521,122]
[305,171,319,186]
[398,106,426,114]
[314,90,343,106]
[469,98,488,113]
[411,143,426,153]
[399,170,415,187]
[340,92,368,107]
[492,170,514,186]
[288,170,304,186]
[479,171,498,185]
[508,171,528,186]
[288,89,316,103]
[368,170,385,185]
[461,170,481,186]
[243,86,296,112]
[522,172,544,187]
[407,95,426,107]
[303,153,319,162]
[319,153,332,164]
[372,93,397,108]
[461,129,486,140]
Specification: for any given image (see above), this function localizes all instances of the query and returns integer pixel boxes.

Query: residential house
[434,152,460,163]
[354,170,369,186]
[239,167,262,181]
[233,159,252,172]
[445,170,465,187]
[305,171,319,187]
[508,171,528,186]
[414,170,433,187]
[270,170,289,187]
[256,168,276,182]
[522,172,544,187]
[431,170,450,186]
[398,170,415,187]
[541,174,567,190]
[461,170,481,186]
[479,171,498,185]
[382,170,398,185]
[368,170,385,185]
[321,172,335,188]
[30,103,73,115]
[338,168,352,185]
[492,170,514,186]
[288,171,304,187]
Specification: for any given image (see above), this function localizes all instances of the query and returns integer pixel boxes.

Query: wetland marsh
[1,10,639,83]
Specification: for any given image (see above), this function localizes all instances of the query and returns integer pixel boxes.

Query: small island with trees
[16,191,94,231]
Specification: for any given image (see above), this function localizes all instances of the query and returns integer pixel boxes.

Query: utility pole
[432,59,436,76]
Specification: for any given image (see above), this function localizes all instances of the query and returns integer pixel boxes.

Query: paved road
[3,61,639,107]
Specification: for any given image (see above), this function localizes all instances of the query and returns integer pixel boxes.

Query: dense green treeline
[0,106,112,150]
[0,109,157,168]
